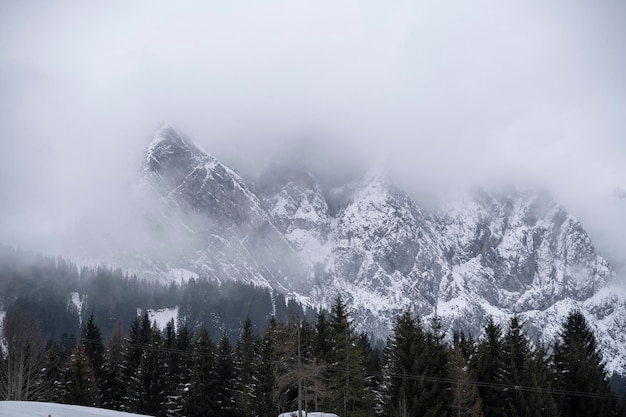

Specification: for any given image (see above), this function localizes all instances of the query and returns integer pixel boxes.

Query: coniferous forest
[0,246,624,417]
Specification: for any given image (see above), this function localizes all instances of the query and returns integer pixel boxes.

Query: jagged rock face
[257,165,331,259]
[140,124,306,292]
[134,125,625,373]
[143,125,208,192]
[433,190,610,311]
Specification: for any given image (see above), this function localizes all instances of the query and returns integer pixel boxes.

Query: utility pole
[297,321,303,417]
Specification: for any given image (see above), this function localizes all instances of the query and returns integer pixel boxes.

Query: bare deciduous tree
[0,309,49,400]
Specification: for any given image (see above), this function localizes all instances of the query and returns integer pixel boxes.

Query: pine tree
[215,333,238,417]
[423,315,452,417]
[257,317,279,417]
[471,317,505,416]
[121,313,167,415]
[129,321,168,416]
[184,325,220,417]
[324,296,374,417]
[105,320,125,410]
[314,312,332,363]
[63,342,99,407]
[43,345,66,403]
[234,318,261,417]
[380,310,426,417]
[163,319,192,417]
[552,310,620,417]
[499,315,557,417]
[118,315,143,411]
[450,339,483,417]
[81,313,109,404]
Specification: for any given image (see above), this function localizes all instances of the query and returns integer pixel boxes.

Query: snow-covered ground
[279,412,339,417]
[0,401,152,417]
[68,292,85,326]
[167,268,198,284]
[137,306,179,331]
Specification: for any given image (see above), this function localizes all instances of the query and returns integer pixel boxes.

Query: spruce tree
[325,296,374,417]
[552,310,620,417]
[423,315,452,417]
[129,321,168,416]
[499,315,557,417]
[63,341,99,407]
[234,318,261,417]
[43,345,66,403]
[314,312,332,363]
[106,320,126,410]
[471,317,505,416]
[380,309,426,417]
[257,318,279,417]
[81,313,109,404]
[163,319,193,417]
[184,325,220,417]
[162,319,179,417]
[450,339,483,417]
[215,333,238,417]
[121,313,167,415]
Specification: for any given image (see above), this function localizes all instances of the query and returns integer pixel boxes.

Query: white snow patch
[279,412,339,417]
[139,307,179,331]
[167,268,198,284]
[68,292,85,326]
[0,401,152,417]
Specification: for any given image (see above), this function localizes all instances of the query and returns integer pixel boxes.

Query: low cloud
[0,0,625,270]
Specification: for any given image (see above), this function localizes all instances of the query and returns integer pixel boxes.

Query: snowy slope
[112,125,626,374]
[0,401,152,417]
[138,123,307,292]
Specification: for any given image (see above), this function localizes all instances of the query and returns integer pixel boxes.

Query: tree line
[0,245,315,344]
[0,296,623,417]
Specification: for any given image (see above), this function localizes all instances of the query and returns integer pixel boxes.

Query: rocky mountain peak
[143,123,211,191]
[123,126,626,373]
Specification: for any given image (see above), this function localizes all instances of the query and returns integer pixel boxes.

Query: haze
[1,1,625,273]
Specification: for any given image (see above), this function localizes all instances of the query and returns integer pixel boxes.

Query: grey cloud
[0,0,625,271]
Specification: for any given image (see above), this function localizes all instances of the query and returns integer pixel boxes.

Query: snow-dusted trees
[81,314,109,404]
[1,289,624,417]
[552,310,620,417]
[323,297,375,417]
[215,333,238,417]
[379,311,452,417]
[380,310,426,417]
[498,315,557,417]
[0,309,49,401]
[234,317,262,417]
[183,325,220,417]
[62,341,99,406]
[471,317,505,416]
[470,315,560,417]
[450,335,483,417]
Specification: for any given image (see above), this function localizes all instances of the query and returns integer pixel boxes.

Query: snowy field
[0,401,152,417]
[279,412,339,417]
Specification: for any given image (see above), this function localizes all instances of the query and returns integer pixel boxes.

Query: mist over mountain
[1,0,626,380]
[43,123,622,374]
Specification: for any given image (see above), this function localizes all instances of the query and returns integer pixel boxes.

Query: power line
[78,338,626,402]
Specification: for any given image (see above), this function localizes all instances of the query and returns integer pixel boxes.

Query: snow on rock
[137,307,179,331]
[68,292,86,326]
[0,401,153,417]
[110,126,626,375]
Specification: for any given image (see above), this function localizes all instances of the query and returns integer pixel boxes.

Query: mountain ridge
[128,125,626,373]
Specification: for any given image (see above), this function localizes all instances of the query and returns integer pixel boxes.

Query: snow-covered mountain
[132,124,626,373]
[139,124,306,292]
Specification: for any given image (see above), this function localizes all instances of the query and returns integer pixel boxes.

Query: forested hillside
[0,245,624,416]
[0,245,314,343]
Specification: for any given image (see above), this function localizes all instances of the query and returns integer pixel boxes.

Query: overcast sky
[1,1,625,266]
